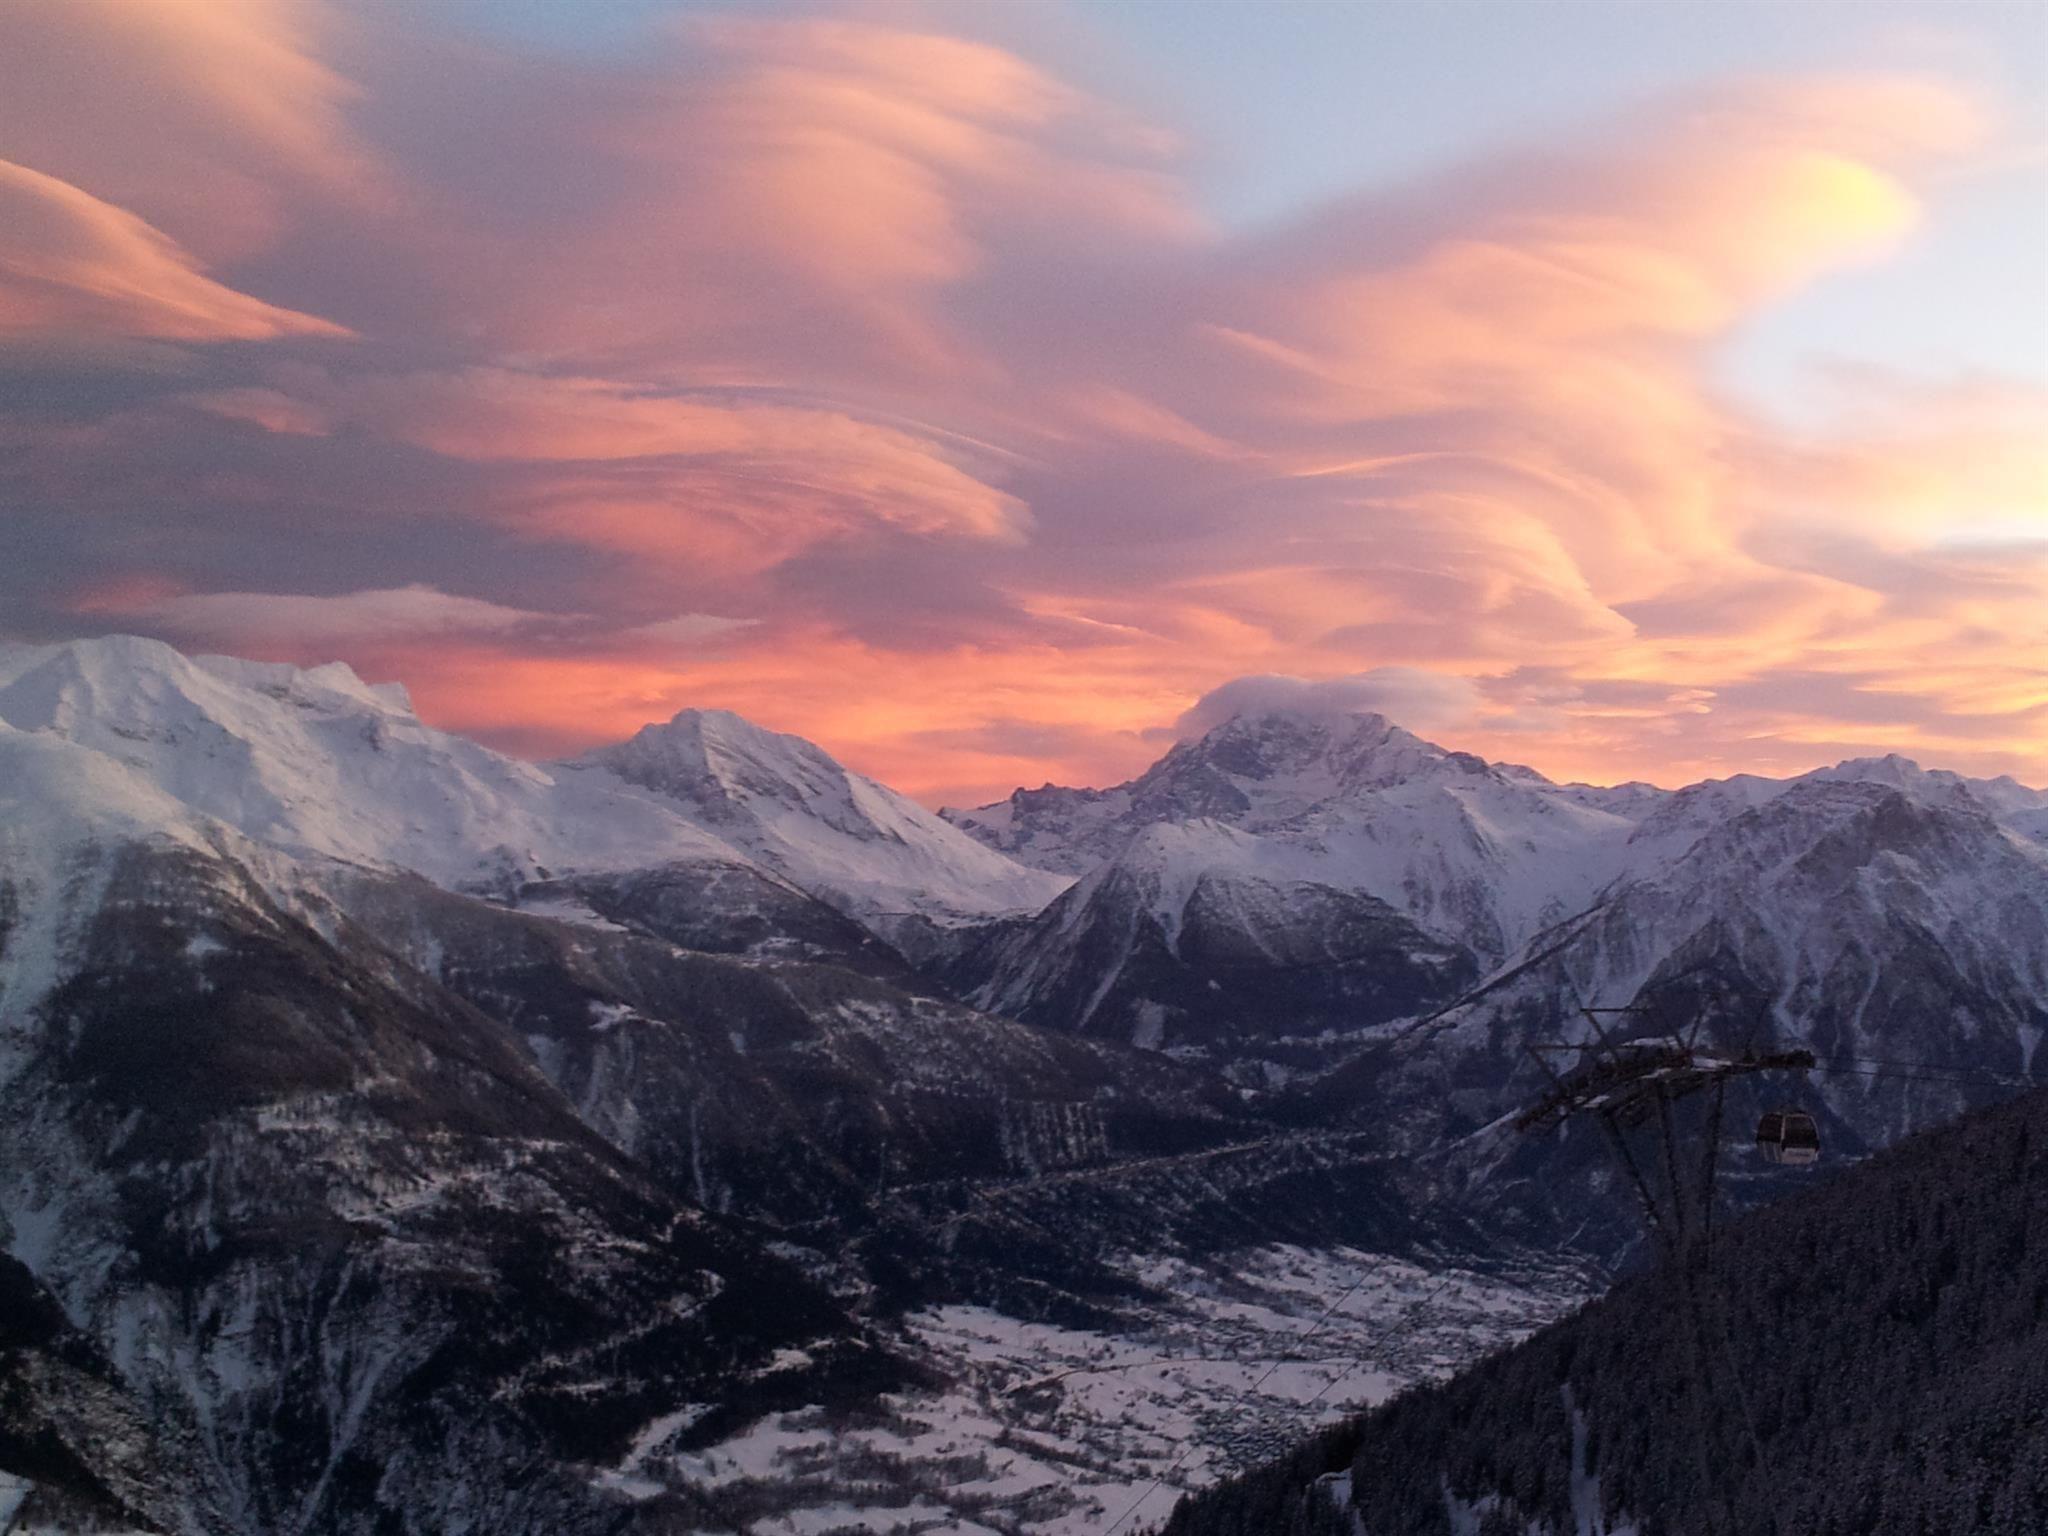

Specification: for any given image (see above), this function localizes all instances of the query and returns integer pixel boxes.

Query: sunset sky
[3,0,2044,805]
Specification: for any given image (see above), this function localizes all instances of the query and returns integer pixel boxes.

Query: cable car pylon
[1517,992,1814,1536]
[1515,998,1816,1265]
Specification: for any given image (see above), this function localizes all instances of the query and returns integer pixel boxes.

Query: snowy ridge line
[0,634,1068,950]
[949,706,2048,1009]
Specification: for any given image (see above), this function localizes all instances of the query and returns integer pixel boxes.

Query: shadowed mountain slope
[1161,1081,2048,1536]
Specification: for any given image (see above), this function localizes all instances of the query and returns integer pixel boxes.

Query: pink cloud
[0,160,349,341]
[0,0,383,262]
[190,365,1029,570]
[0,7,2039,799]
[123,584,567,649]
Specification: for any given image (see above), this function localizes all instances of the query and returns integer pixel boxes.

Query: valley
[1,636,2042,1534]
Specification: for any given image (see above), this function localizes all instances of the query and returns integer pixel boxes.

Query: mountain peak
[0,637,1065,938]
[657,705,769,736]
[1814,752,1930,785]
[584,707,851,824]
[1796,753,2020,813]
[1165,705,1497,796]
[1190,704,1397,748]
[0,633,417,732]
[577,706,1070,923]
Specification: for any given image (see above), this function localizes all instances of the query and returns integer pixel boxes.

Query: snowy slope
[1291,772,2048,1248]
[0,637,1063,939]
[950,711,1647,964]
[949,707,2047,966]
[568,709,1069,926]
[958,820,1475,1058]
[0,818,891,1536]
[0,636,741,886]
[1489,777,2048,1075]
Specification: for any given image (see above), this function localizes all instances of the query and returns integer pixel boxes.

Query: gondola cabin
[1756,1107,1820,1166]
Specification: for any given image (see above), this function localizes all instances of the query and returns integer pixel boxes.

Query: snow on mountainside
[949,710,1647,963]
[0,636,737,885]
[5,635,2045,1535]
[1448,776,2048,1088]
[1276,769,2048,1265]
[570,709,1068,927]
[0,720,224,1035]
[955,819,1477,1061]
[947,707,2047,966]
[0,824,895,1535]
[0,637,1061,940]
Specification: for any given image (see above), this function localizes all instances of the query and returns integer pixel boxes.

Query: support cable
[1041,1033,2037,1535]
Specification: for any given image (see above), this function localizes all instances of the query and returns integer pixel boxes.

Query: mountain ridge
[0,636,1065,949]
[3,634,2045,1532]
[944,702,2046,991]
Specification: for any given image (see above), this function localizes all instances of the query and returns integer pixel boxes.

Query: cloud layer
[0,5,2041,803]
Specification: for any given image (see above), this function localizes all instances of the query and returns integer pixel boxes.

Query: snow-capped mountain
[0,638,1228,1532]
[1419,774,2048,1128]
[571,708,1068,934]
[1260,766,2048,1267]
[948,711,1652,964]
[0,634,732,886]
[948,711,2046,965]
[0,815,896,1535]
[0,636,1063,952]
[4,635,2045,1533]
[0,636,1300,1533]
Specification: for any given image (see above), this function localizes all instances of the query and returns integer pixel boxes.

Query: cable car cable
[1810,1062,2038,1091]
[1811,1054,2039,1088]
[1061,1040,2035,1533]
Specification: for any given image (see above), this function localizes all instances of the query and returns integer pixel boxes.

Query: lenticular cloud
[0,3,2038,803]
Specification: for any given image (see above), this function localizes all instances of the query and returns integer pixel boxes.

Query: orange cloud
[185,366,1027,572]
[0,160,349,341]
[400,15,1198,375]
[351,625,1200,804]
[0,0,381,261]
[1,6,2039,800]
[1193,79,1990,602]
[351,370,1024,539]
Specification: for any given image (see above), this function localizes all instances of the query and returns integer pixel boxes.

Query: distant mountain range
[944,705,2047,1091]
[1,635,2042,1533]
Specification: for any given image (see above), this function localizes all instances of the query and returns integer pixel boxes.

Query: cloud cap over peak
[1175,669,1485,740]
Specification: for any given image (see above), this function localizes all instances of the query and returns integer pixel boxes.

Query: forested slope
[1162,1083,2048,1535]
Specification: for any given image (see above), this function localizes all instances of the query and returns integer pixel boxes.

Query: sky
[1,0,2043,805]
